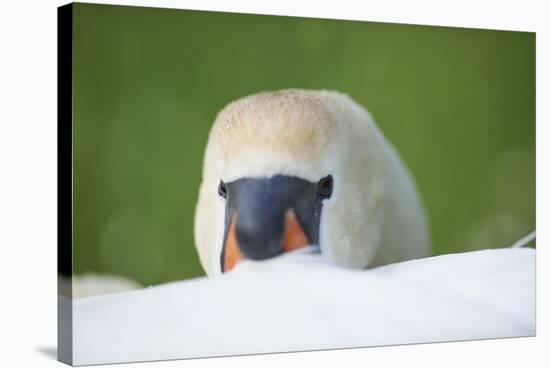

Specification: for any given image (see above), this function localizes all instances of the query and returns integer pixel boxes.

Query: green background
[72,3,535,286]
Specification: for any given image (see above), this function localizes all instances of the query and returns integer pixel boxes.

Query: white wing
[67,247,535,365]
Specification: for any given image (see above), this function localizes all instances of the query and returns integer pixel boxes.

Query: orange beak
[223,210,309,272]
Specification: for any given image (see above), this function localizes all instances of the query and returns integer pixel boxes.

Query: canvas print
[58,3,536,366]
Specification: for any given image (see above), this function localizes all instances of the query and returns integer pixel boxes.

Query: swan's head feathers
[194,89,430,276]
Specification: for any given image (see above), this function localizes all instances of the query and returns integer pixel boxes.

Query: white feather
[68,247,535,366]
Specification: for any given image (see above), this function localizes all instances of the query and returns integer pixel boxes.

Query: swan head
[194,89,429,275]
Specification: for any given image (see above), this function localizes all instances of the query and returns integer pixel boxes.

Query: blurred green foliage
[72,3,535,286]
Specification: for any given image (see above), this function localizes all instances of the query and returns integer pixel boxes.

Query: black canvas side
[57,3,73,366]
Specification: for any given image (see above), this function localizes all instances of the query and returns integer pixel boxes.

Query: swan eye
[317,175,333,199]
[218,180,227,198]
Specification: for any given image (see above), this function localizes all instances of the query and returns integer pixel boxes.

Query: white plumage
[195,89,430,275]
[69,247,535,366]
[64,91,536,365]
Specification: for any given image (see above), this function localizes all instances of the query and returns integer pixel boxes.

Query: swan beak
[220,176,319,273]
